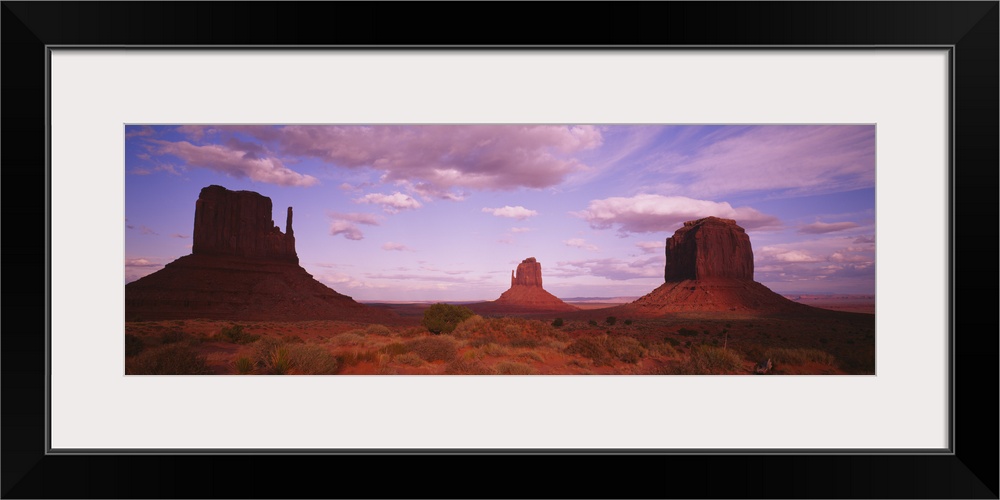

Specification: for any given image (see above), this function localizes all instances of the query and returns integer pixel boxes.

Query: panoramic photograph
[124,124,876,375]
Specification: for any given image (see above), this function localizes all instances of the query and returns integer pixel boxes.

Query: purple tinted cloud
[354,192,422,213]
[148,140,318,187]
[552,257,662,281]
[574,194,781,235]
[799,221,860,234]
[327,211,382,225]
[662,126,875,197]
[382,242,413,252]
[221,125,603,196]
[329,221,365,241]
[635,241,664,254]
[564,238,599,251]
[482,206,538,220]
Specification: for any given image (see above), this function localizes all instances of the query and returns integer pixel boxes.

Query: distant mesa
[622,216,815,315]
[469,257,579,314]
[125,185,379,322]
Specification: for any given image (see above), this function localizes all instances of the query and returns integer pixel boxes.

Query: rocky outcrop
[192,185,298,264]
[126,185,383,322]
[664,217,753,281]
[511,257,543,288]
[468,257,577,313]
[616,217,816,316]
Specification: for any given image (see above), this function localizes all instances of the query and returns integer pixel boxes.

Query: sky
[124,125,876,301]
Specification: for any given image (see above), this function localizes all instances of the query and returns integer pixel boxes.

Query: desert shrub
[663,337,680,347]
[399,326,427,338]
[494,361,538,375]
[551,318,564,327]
[508,332,541,348]
[285,344,340,374]
[217,324,260,345]
[445,357,495,375]
[565,336,613,366]
[283,335,305,344]
[518,350,545,362]
[378,342,409,357]
[329,332,366,346]
[125,344,211,375]
[605,336,646,364]
[404,336,459,362]
[336,349,380,366]
[677,328,699,337]
[451,315,487,338]
[605,316,617,326]
[649,342,681,358]
[480,343,510,357]
[265,347,291,375]
[365,324,393,336]
[248,337,283,365]
[624,319,633,326]
[765,348,836,367]
[124,334,145,357]
[421,303,475,334]
[232,357,255,374]
[160,330,186,344]
[588,320,598,326]
[674,346,746,374]
[395,352,425,366]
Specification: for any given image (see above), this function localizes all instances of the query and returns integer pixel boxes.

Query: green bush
[421,303,475,334]
[605,316,617,326]
[565,336,613,366]
[551,318,564,328]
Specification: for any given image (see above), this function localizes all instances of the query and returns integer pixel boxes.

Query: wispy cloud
[146,139,318,187]
[564,238,599,251]
[552,257,662,281]
[573,194,781,235]
[382,242,414,252]
[354,192,422,213]
[482,206,538,220]
[635,241,664,254]
[799,221,860,234]
[327,211,380,241]
[510,227,534,233]
[170,233,189,239]
[653,125,876,198]
[210,125,603,197]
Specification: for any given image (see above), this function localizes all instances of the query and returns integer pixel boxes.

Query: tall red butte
[125,185,376,321]
[622,216,814,315]
[469,257,578,314]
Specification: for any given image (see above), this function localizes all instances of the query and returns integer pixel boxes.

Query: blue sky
[125,125,876,301]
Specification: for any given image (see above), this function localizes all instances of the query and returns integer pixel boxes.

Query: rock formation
[664,217,753,281]
[511,257,543,287]
[470,257,578,314]
[193,185,298,263]
[620,216,815,316]
[125,185,381,322]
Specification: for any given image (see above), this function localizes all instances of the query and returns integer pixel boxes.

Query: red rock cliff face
[511,257,543,288]
[664,217,754,281]
[192,185,298,264]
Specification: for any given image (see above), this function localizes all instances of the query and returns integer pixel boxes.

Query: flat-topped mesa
[192,185,298,264]
[511,257,543,288]
[664,216,753,281]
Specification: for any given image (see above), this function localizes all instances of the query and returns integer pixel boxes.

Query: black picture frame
[3,2,997,498]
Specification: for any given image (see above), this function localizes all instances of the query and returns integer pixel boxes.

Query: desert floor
[125,299,875,376]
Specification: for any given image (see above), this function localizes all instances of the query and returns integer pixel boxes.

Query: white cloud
[574,194,780,235]
[482,205,538,220]
[564,238,599,251]
[354,192,422,213]
[329,221,364,240]
[635,241,664,254]
[382,242,413,252]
